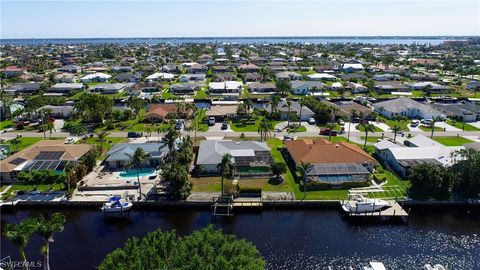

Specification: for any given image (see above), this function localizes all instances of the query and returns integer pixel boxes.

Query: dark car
[221,121,228,130]
[127,132,143,138]
[319,129,338,136]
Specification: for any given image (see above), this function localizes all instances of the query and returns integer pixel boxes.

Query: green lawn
[191,176,293,193]
[360,136,382,143]
[191,109,208,132]
[0,120,14,129]
[419,125,444,132]
[433,136,474,146]
[8,137,43,152]
[287,125,306,133]
[193,89,209,99]
[231,117,281,132]
[356,124,383,132]
[377,116,409,131]
[80,136,128,159]
[446,120,480,131]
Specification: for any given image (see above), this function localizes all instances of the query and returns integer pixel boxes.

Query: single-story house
[178,74,206,82]
[307,73,337,81]
[115,73,141,83]
[373,97,445,120]
[2,66,24,78]
[105,143,170,169]
[374,135,464,177]
[265,100,315,121]
[57,65,82,73]
[146,72,175,82]
[405,82,451,93]
[238,63,260,72]
[144,104,178,123]
[209,81,243,97]
[374,81,410,93]
[373,74,401,81]
[205,105,239,121]
[0,140,92,183]
[111,66,132,73]
[90,83,127,94]
[80,72,112,83]
[188,64,208,74]
[275,71,302,80]
[4,83,42,95]
[170,83,200,95]
[248,82,276,94]
[467,81,480,91]
[343,63,364,73]
[284,139,377,184]
[290,81,324,95]
[322,100,374,121]
[55,73,77,83]
[196,140,274,177]
[431,102,480,122]
[39,105,74,118]
[245,72,262,82]
[47,83,84,95]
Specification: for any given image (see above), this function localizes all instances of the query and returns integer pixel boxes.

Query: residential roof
[284,138,377,165]
[196,140,272,166]
[265,100,314,115]
[373,97,442,115]
[205,105,239,117]
[291,81,324,89]
[105,143,169,161]
[0,140,92,173]
[146,104,177,118]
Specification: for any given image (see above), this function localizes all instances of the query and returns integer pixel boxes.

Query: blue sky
[1,0,479,38]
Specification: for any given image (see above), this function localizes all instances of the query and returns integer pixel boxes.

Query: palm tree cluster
[3,213,66,270]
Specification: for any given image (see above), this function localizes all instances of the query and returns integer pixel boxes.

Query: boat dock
[343,200,409,221]
[211,195,263,217]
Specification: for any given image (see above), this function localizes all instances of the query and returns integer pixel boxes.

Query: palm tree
[243,99,253,113]
[430,116,442,139]
[95,131,110,153]
[296,161,311,200]
[127,148,151,200]
[156,127,162,141]
[9,135,21,153]
[360,123,376,148]
[391,124,402,142]
[34,213,66,270]
[164,127,179,159]
[3,218,37,270]
[217,153,234,195]
[325,122,337,141]
[257,118,272,141]
[282,99,292,128]
[270,94,281,115]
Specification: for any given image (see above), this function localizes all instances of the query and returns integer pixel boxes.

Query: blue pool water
[119,168,155,178]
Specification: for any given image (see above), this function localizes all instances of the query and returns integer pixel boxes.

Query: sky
[1,0,479,38]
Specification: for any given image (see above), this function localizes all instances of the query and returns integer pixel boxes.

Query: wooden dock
[211,196,263,217]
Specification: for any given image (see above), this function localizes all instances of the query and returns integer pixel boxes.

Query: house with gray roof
[431,102,480,122]
[196,140,274,177]
[373,97,445,120]
[5,83,42,96]
[105,143,170,169]
[265,100,315,121]
[290,81,324,95]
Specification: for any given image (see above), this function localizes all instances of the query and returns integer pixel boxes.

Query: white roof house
[374,135,464,177]
[343,63,364,72]
[80,72,112,83]
[209,81,243,96]
[146,72,175,81]
[307,73,337,81]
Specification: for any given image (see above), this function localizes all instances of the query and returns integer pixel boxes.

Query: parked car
[410,120,420,127]
[208,117,215,126]
[283,135,294,141]
[420,119,433,126]
[308,118,316,125]
[319,129,338,136]
[175,120,184,130]
[221,121,228,130]
[127,132,143,138]
[338,119,345,125]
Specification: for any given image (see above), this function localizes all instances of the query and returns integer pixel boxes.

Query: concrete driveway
[435,122,461,132]
[210,122,233,132]
[54,119,64,131]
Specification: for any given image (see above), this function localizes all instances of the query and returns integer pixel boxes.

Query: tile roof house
[2,66,24,78]
[205,105,239,120]
[144,104,178,123]
[284,139,377,184]
[373,97,445,120]
[196,140,274,177]
[238,63,260,72]
[0,140,92,183]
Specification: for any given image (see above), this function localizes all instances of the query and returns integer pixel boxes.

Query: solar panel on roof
[35,151,65,160]
[9,157,27,165]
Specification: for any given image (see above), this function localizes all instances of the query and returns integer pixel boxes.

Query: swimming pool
[119,168,156,178]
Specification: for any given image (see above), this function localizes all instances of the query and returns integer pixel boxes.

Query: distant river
[0,36,455,46]
[1,206,479,269]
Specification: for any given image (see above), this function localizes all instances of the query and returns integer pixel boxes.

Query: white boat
[424,264,447,270]
[341,194,391,213]
[101,196,132,213]
[363,262,386,270]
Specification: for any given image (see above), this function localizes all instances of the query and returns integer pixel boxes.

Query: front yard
[446,120,480,131]
[432,136,474,146]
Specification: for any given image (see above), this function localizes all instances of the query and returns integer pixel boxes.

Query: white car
[308,118,316,125]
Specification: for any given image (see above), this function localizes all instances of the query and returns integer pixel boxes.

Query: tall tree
[391,124,402,143]
[296,161,311,200]
[408,163,453,200]
[325,122,337,141]
[257,118,272,141]
[359,123,376,148]
[430,116,443,138]
[3,218,37,270]
[34,213,66,270]
[217,153,234,195]
[95,131,110,153]
[282,99,292,128]
[127,148,151,200]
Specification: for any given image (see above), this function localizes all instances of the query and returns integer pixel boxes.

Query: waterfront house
[205,105,239,121]
[265,100,315,121]
[284,139,377,184]
[209,81,243,98]
[374,135,464,177]
[373,97,445,120]
[89,83,127,94]
[170,83,199,95]
[307,73,337,81]
[374,81,409,93]
[105,143,170,169]
[178,74,206,82]
[0,140,93,183]
[144,104,178,123]
[196,140,274,177]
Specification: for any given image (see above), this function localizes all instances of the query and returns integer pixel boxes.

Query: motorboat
[341,194,391,213]
[101,196,132,213]
[424,264,447,270]
[363,262,387,270]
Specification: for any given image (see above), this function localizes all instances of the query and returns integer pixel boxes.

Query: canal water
[1,206,479,270]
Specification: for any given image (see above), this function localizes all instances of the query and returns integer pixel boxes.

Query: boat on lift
[424,264,447,270]
[341,194,391,213]
[101,196,132,213]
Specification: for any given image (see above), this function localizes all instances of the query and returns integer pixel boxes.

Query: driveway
[54,119,64,131]
[435,122,461,132]
[343,122,360,133]
[468,121,480,129]
[209,123,233,132]
[302,122,320,133]
[371,121,390,132]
